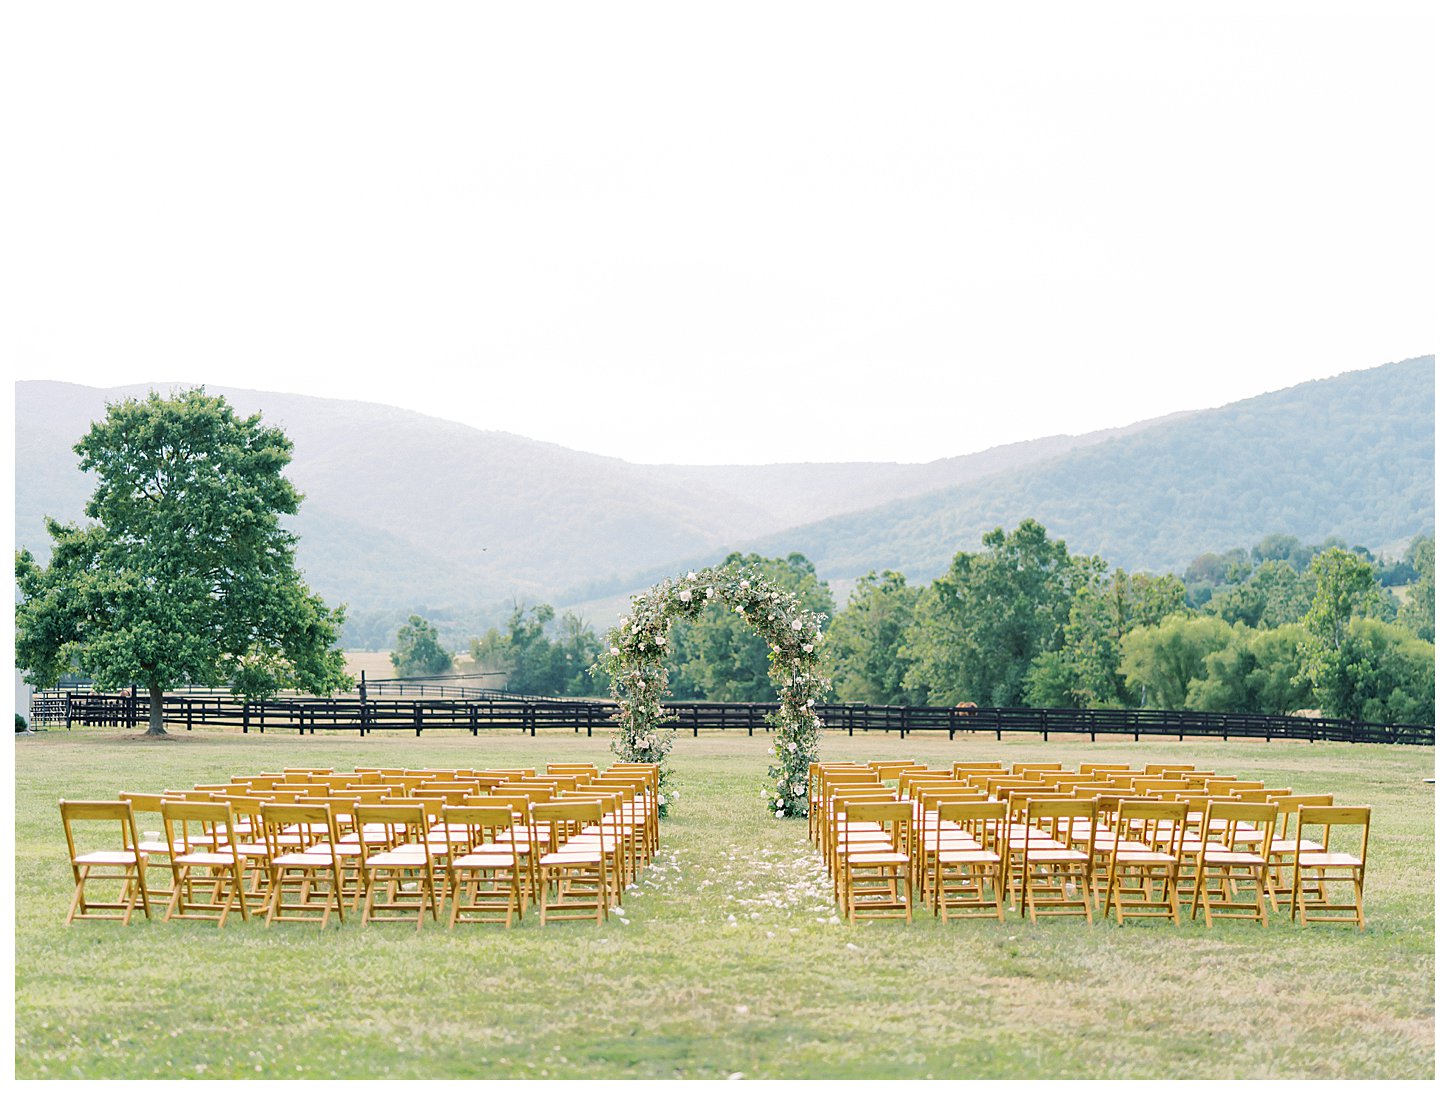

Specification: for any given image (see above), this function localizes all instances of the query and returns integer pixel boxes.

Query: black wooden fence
[37,689,1435,746]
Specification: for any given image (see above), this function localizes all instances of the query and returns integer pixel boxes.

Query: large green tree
[825,571,925,705]
[903,520,1083,706]
[14,389,351,735]
[665,552,834,702]
[390,614,454,677]
[471,603,605,696]
[1119,614,1235,710]
[1311,617,1435,725]
[1185,623,1315,715]
[1026,566,1192,708]
[1397,535,1434,642]
[1205,559,1315,629]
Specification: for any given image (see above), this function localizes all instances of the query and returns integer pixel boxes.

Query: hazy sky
[5,2,1436,465]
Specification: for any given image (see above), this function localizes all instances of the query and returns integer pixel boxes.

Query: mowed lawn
[13,727,1435,1080]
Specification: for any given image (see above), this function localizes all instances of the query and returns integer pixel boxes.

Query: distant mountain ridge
[740,355,1434,583]
[13,356,1432,645]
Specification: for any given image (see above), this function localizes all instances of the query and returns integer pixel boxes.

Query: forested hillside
[12,381,1190,644]
[14,356,1432,647]
[746,356,1433,586]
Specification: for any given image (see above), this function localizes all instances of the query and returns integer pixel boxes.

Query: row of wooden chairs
[58,762,661,930]
[812,760,1372,928]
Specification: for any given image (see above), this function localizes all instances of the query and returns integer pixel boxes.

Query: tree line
[460,524,1433,726]
[16,390,1431,735]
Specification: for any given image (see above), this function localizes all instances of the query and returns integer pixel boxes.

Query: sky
[3,1,1438,466]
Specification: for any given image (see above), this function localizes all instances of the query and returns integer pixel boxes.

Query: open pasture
[13,728,1435,1080]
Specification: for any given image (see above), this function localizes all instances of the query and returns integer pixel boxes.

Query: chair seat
[138,840,186,855]
[844,851,909,865]
[1024,848,1088,863]
[1111,849,1175,865]
[174,851,246,867]
[541,849,603,866]
[456,852,517,868]
[273,851,335,867]
[1202,851,1267,866]
[938,849,999,865]
[366,850,428,867]
[1297,852,1364,868]
[1270,838,1324,854]
[73,850,143,865]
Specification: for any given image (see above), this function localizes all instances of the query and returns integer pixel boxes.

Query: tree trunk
[146,682,168,736]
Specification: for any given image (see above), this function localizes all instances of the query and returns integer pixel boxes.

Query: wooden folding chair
[260,802,348,928]
[1104,801,1187,925]
[933,800,1009,921]
[354,802,440,929]
[1018,799,1097,922]
[441,805,527,928]
[838,800,913,923]
[558,787,631,906]
[824,787,896,890]
[1292,806,1371,929]
[161,800,252,927]
[533,800,609,924]
[1189,801,1276,926]
[59,800,151,925]
[1266,793,1334,908]
[118,791,180,905]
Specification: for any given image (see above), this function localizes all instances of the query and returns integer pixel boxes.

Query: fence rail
[32,689,1434,746]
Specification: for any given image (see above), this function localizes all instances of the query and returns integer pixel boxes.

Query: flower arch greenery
[594,563,829,818]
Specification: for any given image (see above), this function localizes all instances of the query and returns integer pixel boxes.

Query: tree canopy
[14,388,351,733]
[903,520,1084,706]
[664,552,835,703]
[390,615,454,677]
[471,603,605,697]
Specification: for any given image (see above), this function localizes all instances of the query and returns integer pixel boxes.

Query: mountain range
[13,355,1433,648]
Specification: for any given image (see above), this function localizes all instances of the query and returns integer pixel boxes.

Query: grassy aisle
[13,729,1435,1079]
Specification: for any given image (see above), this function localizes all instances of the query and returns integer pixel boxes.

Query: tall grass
[13,727,1434,1079]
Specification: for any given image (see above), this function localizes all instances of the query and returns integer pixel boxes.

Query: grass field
[13,727,1435,1080]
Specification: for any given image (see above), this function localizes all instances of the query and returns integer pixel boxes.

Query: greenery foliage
[596,562,829,818]
[902,520,1083,706]
[1120,615,1236,709]
[13,389,351,733]
[824,571,925,705]
[471,604,605,697]
[1397,535,1434,642]
[663,553,835,703]
[816,519,1431,725]
[390,615,454,677]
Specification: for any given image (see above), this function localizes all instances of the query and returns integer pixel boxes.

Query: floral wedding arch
[595,563,829,818]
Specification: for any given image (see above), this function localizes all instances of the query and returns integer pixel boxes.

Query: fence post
[242,702,249,735]
[414,702,423,738]
[186,699,193,734]
[899,706,907,740]
[470,704,478,737]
